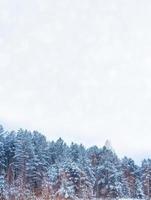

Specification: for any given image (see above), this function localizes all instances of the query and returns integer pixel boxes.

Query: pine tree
[95,146,122,198]
[0,128,5,176]
[141,159,151,199]
[14,129,39,195]
[121,157,140,198]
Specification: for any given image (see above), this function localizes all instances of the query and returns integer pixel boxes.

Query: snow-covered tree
[141,159,151,199]
[94,146,122,198]
[0,124,150,199]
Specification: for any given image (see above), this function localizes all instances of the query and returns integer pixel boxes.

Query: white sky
[0,0,151,163]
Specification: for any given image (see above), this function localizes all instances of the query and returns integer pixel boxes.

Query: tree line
[0,125,151,199]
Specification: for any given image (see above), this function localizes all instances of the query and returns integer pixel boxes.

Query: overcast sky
[0,0,151,163]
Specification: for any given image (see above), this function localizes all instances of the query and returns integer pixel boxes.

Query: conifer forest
[0,125,150,200]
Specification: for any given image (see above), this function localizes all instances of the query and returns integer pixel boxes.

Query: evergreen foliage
[0,125,149,199]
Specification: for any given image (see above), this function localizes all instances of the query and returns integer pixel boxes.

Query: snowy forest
[0,125,151,200]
